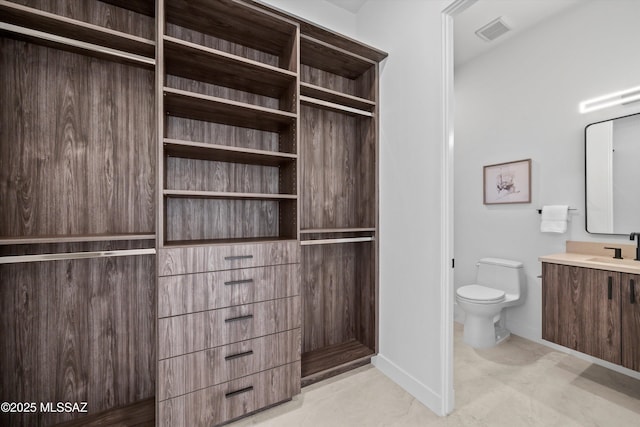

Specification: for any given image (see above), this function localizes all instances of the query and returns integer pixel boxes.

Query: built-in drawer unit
[158,329,300,401]
[158,362,301,427]
[158,241,300,276]
[158,296,300,359]
[157,240,302,424]
[158,263,299,317]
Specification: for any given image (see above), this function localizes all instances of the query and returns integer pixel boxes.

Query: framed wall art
[483,159,531,204]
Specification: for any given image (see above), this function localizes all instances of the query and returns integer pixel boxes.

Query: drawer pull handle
[631,279,636,304]
[225,350,254,361]
[224,279,254,286]
[224,255,253,261]
[608,277,613,300]
[225,386,254,399]
[225,314,254,323]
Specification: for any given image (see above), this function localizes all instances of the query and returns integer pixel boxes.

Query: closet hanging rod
[0,248,156,265]
[300,236,375,246]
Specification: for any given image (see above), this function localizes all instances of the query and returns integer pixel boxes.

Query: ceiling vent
[475,17,511,42]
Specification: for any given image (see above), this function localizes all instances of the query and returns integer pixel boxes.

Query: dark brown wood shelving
[163,236,298,248]
[300,82,375,111]
[0,233,155,245]
[164,139,297,166]
[0,1,155,61]
[164,36,297,99]
[165,0,298,59]
[300,228,376,234]
[301,340,374,378]
[163,88,296,132]
[300,34,376,79]
[301,95,374,117]
[164,190,297,200]
[100,0,155,17]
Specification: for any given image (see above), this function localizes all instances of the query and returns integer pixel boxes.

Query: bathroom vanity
[540,241,640,372]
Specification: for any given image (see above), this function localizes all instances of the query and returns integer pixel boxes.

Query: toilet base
[495,325,510,345]
[462,313,511,349]
[462,312,499,348]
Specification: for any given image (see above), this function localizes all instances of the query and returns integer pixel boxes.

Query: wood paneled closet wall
[0,1,387,426]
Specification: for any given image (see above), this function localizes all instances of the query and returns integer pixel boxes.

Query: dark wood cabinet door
[542,263,621,364]
[621,273,640,371]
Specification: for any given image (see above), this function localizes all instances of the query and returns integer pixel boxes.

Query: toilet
[456,258,526,348]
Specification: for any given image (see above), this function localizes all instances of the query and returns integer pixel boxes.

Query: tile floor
[229,324,640,426]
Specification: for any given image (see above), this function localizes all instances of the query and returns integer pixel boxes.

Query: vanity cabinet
[542,262,640,371]
[621,273,640,371]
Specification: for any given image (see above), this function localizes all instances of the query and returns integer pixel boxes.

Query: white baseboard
[372,354,444,416]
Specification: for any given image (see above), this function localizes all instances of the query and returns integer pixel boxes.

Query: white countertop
[539,252,640,275]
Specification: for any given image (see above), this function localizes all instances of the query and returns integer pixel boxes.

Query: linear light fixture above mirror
[580,84,640,114]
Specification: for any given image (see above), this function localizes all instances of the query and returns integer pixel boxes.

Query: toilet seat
[456,284,505,303]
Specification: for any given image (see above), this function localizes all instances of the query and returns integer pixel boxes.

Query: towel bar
[536,208,577,214]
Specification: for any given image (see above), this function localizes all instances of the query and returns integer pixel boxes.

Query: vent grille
[475,17,510,42]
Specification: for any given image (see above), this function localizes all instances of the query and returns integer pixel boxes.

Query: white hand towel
[540,205,569,233]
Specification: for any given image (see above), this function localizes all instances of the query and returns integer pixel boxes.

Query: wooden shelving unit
[163,88,296,132]
[164,190,297,200]
[300,34,375,79]
[165,0,297,67]
[2,0,387,424]
[300,82,375,112]
[164,36,296,99]
[0,1,156,426]
[164,139,297,165]
[298,25,383,386]
[0,1,155,66]
[0,233,155,246]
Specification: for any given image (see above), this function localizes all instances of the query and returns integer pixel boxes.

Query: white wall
[454,0,640,349]
[259,0,357,38]
[263,0,453,416]
[357,0,451,415]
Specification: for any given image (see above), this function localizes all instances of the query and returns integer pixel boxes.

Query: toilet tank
[476,258,525,296]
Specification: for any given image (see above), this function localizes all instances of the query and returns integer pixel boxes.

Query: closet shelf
[300,82,375,112]
[163,236,298,248]
[165,0,298,58]
[301,96,374,117]
[163,88,296,133]
[100,0,155,17]
[301,34,375,79]
[164,36,297,99]
[300,228,375,234]
[163,189,297,200]
[0,1,156,60]
[0,233,156,246]
[301,339,374,378]
[164,139,296,166]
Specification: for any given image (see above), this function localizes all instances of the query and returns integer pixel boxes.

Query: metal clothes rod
[300,95,374,117]
[300,237,375,246]
[0,248,156,265]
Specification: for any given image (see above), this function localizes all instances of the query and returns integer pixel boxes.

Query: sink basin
[587,256,640,266]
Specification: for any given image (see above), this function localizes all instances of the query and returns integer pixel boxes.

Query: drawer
[158,296,301,359]
[158,241,300,276]
[158,264,300,317]
[158,329,300,400]
[159,361,301,427]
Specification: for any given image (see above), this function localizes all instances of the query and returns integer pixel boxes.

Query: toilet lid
[456,284,505,302]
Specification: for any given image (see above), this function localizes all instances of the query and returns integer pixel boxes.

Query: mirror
[585,112,640,234]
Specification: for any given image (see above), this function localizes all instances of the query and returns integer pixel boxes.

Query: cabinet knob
[631,279,636,304]
[608,276,613,300]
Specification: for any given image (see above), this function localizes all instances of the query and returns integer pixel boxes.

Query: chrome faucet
[631,232,640,261]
